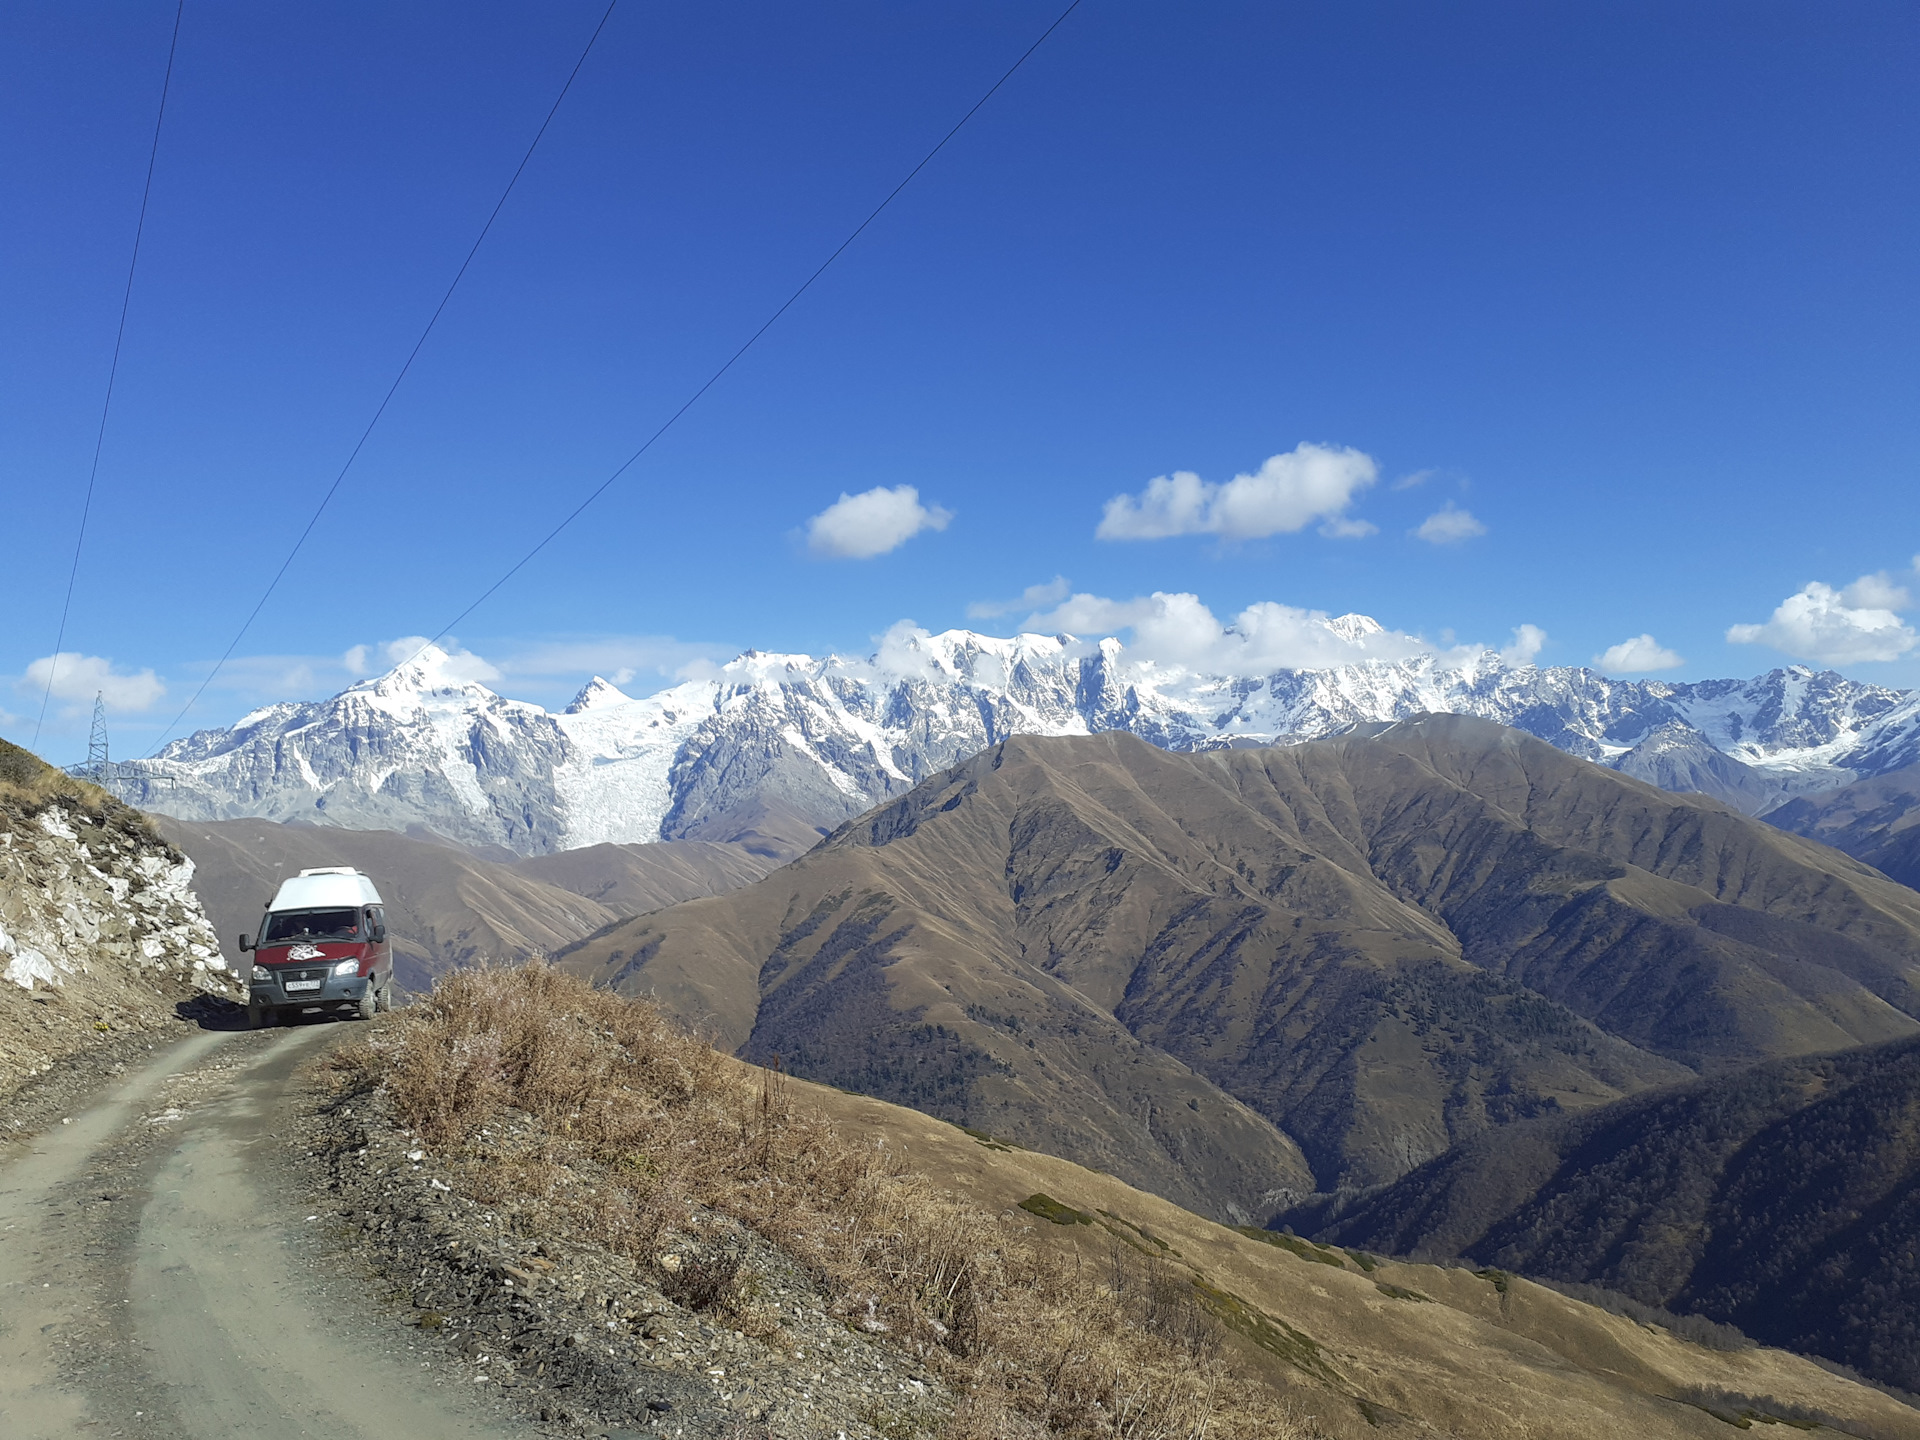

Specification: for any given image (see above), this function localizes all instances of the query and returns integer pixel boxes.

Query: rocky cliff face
[1,740,234,1098]
[105,623,1918,857]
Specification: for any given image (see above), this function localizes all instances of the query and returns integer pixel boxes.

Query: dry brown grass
[0,736,146,832]
[329,962,1316,1439]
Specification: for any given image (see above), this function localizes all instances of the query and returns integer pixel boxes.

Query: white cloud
[493,635,732,683]
[1392,469,1435,491]
[1318,516,1379,539]
[1095,443,1378,542]
[1728,578,1918,665]
[805,485,952,559]
[1501,624,1549,666]
[1595,634,1684,673]
[342,644,371,677]
[1023,590,1443,673]
[1841,570,1913,611]
[1414,503,1486,544]
[379,637,503,684]
[21,653,165,713]
[967,576,1070,620]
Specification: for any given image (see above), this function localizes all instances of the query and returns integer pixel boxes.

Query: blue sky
[5,0,1918,759]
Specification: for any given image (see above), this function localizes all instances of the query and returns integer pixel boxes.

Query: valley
[557,720,1920,1205]
[11,703,1920,1426]
[151,814,775,991]
[1286,1031,1920,1393]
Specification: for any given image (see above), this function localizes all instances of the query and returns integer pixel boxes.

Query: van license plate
[285,980,322,992]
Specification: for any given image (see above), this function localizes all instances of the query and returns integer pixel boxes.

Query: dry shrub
[0,737,144,832]
[338,962,1312,1439]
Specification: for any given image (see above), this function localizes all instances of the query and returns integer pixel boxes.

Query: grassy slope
[342,962,1920,1440]
[560,718,1920,1210]
[777,1073,1920,1439]
[1291,1033,1920,1394]
[510,838,778,915]
[1769,764,1920,890]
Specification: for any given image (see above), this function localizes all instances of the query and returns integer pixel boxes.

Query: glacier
[108,618,1920,857]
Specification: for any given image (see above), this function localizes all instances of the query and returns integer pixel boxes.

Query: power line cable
[32,0,186,751]
[399,0,1085,670]
[143,0,618,757]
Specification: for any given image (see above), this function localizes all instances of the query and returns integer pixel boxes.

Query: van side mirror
[239,933,254,952]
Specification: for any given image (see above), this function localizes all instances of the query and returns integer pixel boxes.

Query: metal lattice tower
[86,693,110,771]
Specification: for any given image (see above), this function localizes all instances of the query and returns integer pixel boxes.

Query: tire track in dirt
[0,1020,527,1440]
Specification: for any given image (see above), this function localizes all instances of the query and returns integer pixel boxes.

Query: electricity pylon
[86,693,110,772]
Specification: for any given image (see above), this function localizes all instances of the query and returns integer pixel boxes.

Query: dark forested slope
[1289,1033,1920,1392]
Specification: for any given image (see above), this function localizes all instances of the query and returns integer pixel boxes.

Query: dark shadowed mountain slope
[1769,763,1920,891]
[559,718,1920,1217]
[1286,1033,1920,1394]
[155,817,773,992]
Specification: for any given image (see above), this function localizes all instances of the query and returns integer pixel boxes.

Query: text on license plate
[284,979,322,992]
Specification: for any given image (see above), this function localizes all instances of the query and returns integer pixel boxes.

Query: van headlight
[252,965,271,981]
[333,959,359,976]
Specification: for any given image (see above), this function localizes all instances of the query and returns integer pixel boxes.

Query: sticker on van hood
[286,943,325,961]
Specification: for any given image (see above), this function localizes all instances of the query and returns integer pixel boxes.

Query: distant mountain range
[114,618,1920,856]
[553,718,1920,1223]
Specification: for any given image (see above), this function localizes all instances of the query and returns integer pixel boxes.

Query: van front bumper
[251,965,371,1011]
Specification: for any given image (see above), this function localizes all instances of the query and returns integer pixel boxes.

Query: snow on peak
[565,676,634,714]
[136,613,1915,860]
[1324,613,1386,643]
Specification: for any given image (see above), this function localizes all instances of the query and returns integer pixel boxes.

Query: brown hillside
[558,719,1920,1212]
[156,815,616,989]
[512,837,777,915]
[1289,1031,1920,1394]
[1769,763,1920,891]
[154,816,778,993]
[335,963,1920,1440]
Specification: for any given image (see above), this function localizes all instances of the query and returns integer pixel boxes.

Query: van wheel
[375,978,396,1013]
[357,987,378,1022]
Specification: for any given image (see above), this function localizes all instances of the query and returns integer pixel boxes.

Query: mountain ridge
[556,718,1920,1218]
[1282,1030,1920,1394]
[102,619,1920,857]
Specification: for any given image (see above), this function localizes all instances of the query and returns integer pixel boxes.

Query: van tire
[356,987,378,1022]
[375,978,396,1013]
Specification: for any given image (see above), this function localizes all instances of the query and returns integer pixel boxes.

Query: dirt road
[0,1022,525,1440]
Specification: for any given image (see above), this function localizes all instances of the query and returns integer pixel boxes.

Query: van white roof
[267,868,383,911]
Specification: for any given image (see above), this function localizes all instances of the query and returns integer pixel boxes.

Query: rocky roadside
[2,747,241,1106]
[0,992,237,1156]
[295,1050,957,1440]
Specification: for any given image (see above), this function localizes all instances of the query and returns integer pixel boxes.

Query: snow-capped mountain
[114,620,1918,856]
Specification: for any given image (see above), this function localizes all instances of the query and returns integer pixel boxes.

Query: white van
[239,867,396,1027]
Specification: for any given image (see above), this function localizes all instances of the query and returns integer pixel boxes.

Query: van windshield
[261,908,361,944]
